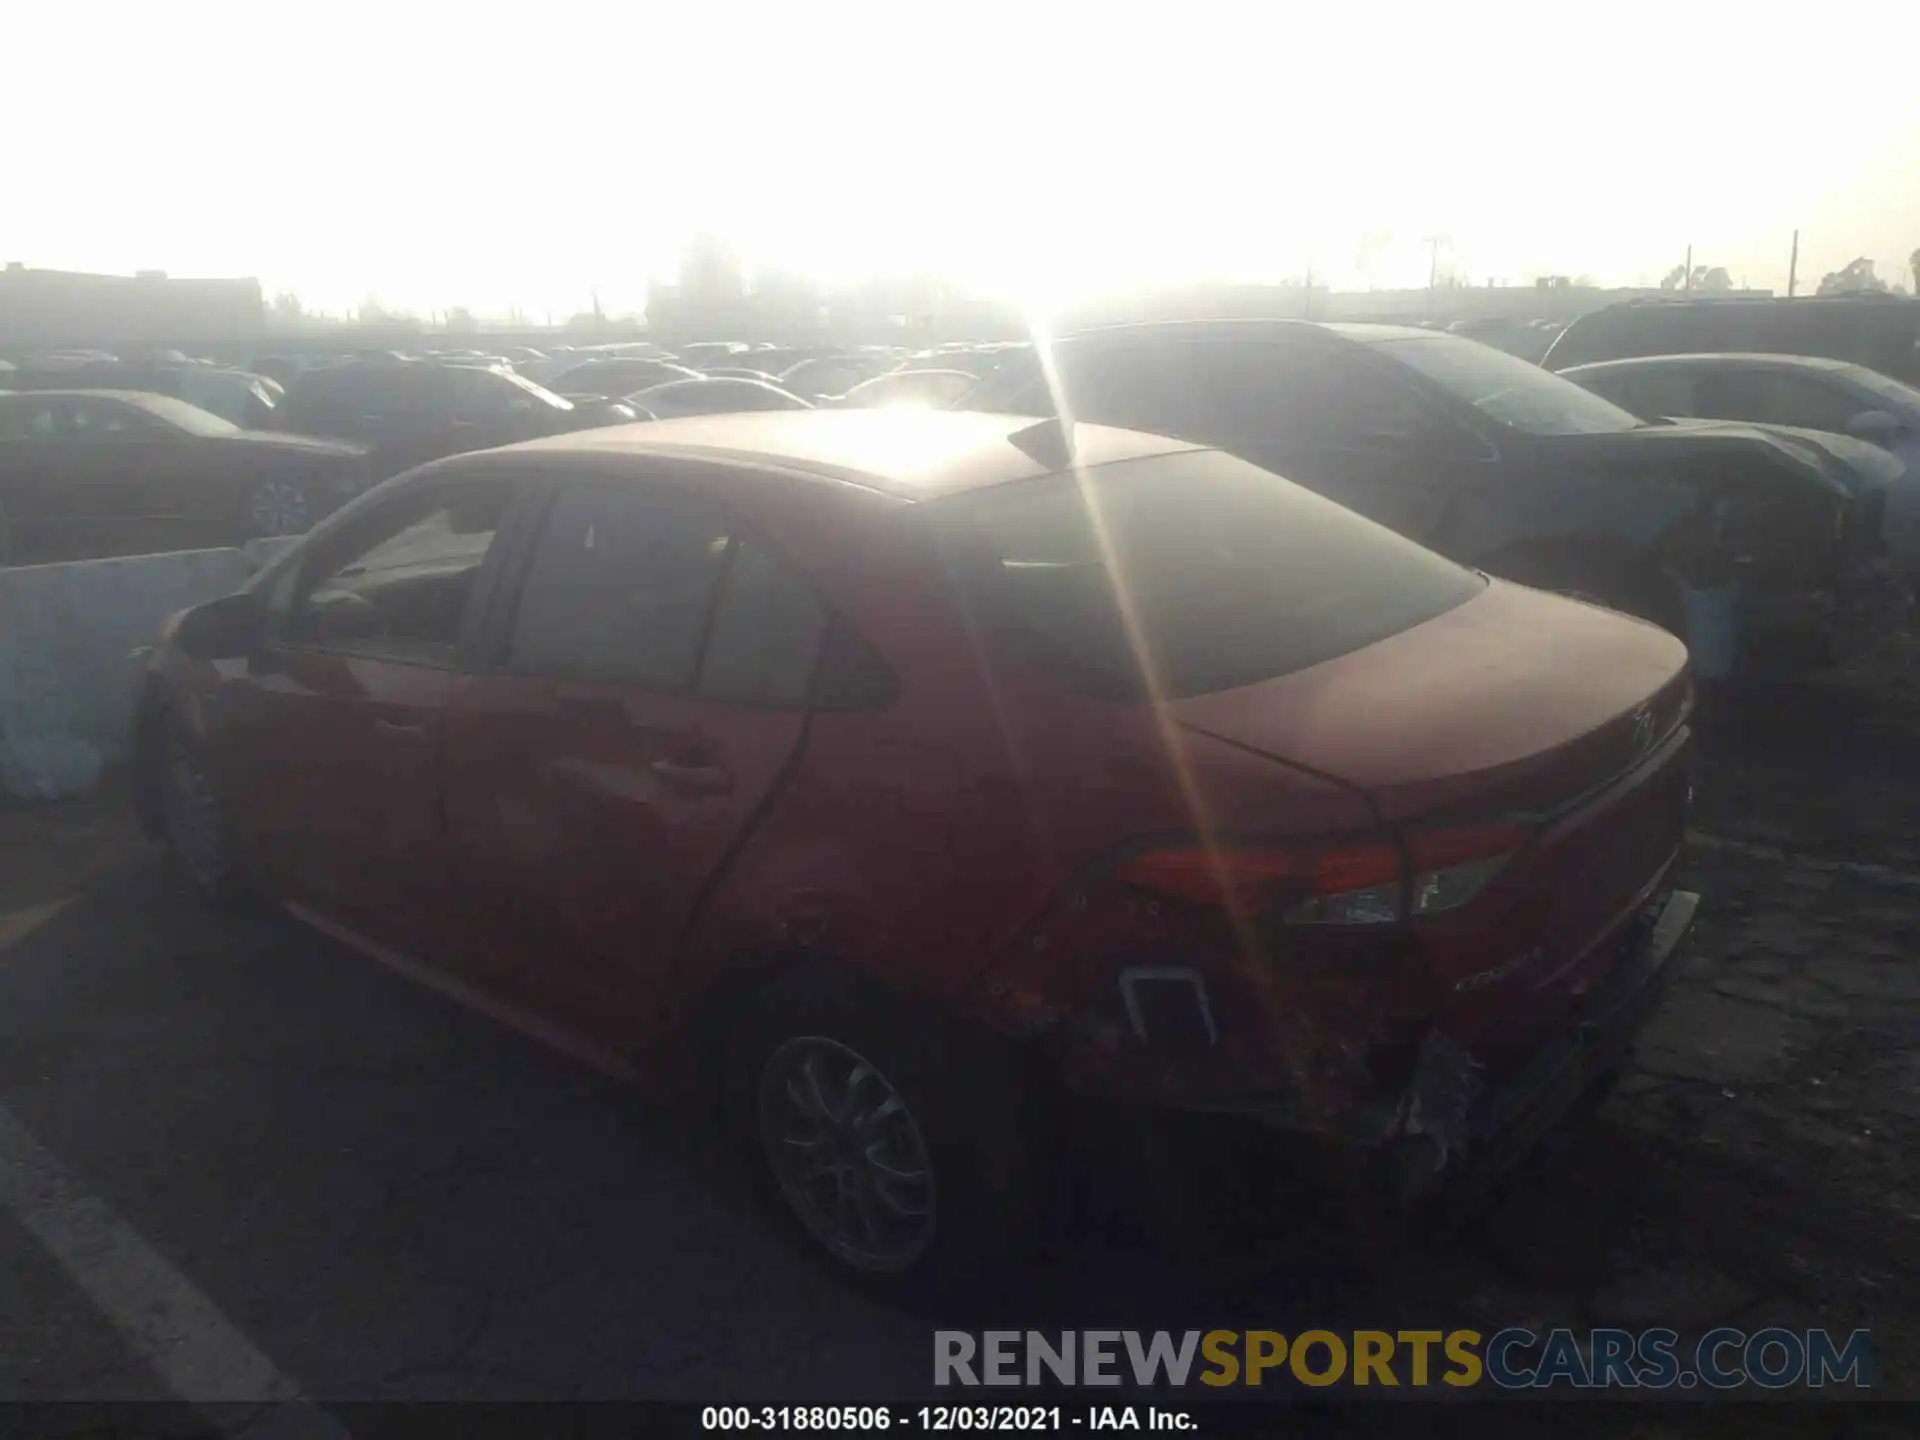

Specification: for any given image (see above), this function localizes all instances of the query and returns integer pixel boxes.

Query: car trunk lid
[1167,579,1690,824]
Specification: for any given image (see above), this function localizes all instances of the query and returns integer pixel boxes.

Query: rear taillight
[1115,820,1532,928]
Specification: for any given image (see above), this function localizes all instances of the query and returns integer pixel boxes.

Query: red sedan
[130,410,1699,1289]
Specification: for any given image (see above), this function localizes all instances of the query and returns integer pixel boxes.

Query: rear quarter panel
[668,497,1381,1035]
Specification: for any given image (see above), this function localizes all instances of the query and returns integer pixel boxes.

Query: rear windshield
[1851,366,1920,413]
[1372,335,1643,436]
[925,448,1484,700]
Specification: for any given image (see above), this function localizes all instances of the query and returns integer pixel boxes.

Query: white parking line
[0,1107,347,1433]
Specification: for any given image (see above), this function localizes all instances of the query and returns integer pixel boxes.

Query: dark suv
[1541,295,1920,381]
[962,320,1908,675]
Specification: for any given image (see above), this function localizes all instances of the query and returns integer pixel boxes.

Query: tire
[724,972,1048,1298]
[158,721,250,906]
[239,475,317,538]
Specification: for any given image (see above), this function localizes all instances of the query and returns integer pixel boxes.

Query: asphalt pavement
[2,666,1918,1416]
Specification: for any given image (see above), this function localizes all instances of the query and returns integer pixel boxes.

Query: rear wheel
[726,976,1046,1295]
[758,1035,939,1274]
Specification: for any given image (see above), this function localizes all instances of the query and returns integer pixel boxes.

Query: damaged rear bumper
[1393,886,1699,1209]
[1141,887,1699,1209]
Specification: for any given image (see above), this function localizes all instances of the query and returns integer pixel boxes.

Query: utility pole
[1302,262,1314,320]
[1683,245,1694,295]
[1787,230,1799,298]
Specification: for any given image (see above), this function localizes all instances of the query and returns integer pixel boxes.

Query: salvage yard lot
[0,662,1917,1408]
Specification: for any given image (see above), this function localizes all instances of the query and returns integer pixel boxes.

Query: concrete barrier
[0,547,264,801]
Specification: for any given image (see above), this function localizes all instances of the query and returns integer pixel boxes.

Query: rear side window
[508,481,733,689]
[697,541,829,706]
[927,449,1484,700]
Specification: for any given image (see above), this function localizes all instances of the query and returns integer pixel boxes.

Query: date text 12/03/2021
[702,1407,1195,1432]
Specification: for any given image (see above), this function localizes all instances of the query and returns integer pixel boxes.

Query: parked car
[168,365,284,427]
[626,377,812,418]
[272,360,625,477]
[961,321,1909,677]
[545,357,702,396]
[1541,295,1920,382]
[1445,318,1556,364]
[0,389,370,561]
[896,349,1007,380]
[7,360,283,428]
[704,349,820,376]
[677,341,751,367]
[133,409,1699,1288]
[779,354,893,400]
[704,367,789,385]
[1561,352,1920,572]
[835,369,981,409]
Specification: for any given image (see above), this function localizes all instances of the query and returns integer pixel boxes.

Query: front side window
[508,481,732,689]
[287,481,510,662]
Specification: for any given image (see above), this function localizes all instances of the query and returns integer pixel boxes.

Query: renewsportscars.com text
[934,1328,1872,1391]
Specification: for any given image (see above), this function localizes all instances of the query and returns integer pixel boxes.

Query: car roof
[1061,317,1448,347]
[1319,322,1445,343]
[485,408,1201,502]
[1563,352,1854,375]
[0,388,171,408]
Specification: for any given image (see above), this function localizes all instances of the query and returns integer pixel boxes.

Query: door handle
[649,759,733,796]
[372,718,428,738]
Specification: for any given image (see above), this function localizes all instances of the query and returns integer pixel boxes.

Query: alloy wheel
[243,478,312,536]
[758,1036,937,1273]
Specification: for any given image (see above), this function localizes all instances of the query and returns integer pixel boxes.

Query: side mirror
[1846,409,1905,444]
[308,589,384,645]
[173,592,266,662]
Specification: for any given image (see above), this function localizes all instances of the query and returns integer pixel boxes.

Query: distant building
[0,265,266,353]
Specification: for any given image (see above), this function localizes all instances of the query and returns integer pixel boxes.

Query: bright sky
[14,1,1920,317]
